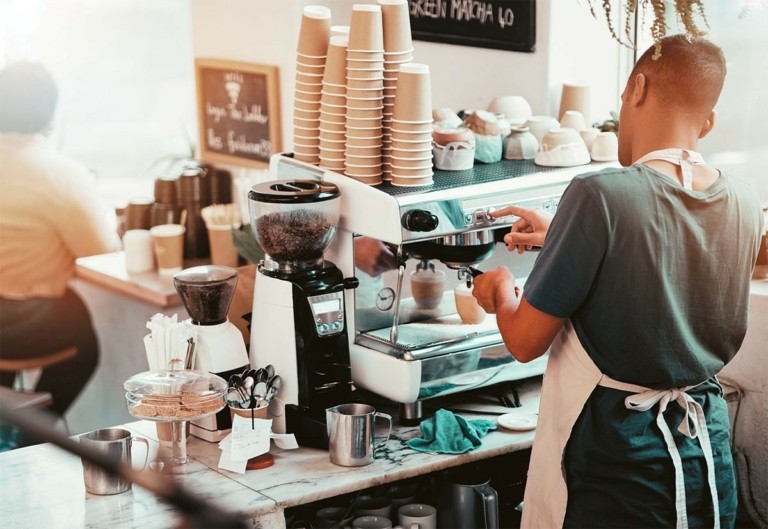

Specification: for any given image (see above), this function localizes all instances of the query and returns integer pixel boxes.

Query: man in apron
[472,35,764,528]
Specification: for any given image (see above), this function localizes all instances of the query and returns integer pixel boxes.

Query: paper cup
[207,226,239,268]
[297,5,331,57]
[294,98,321,113]
[392,64,432,122]
[559,80,591,124]
[348,4,384,52]
[320,111,346,124]
[294,107,320,121]
[346,144,382,157]
[296,62,326,76]
[379,0,413,53]
[347,77,385,90]
[331,25,350,37]
[323,36,349,86]
[389,148,432,160]
[294,153,320,165]
[389,130,432,142]
[391,175,433,187]
[345,163,383,177]
[347,174,383,186]
[390,159,433,170]
[346,116,384,129]
[390,166,433,178]
[454,284,486,324]
[295,88,322,103]
[320,92,347,107]
[347,50,385,62]
[346,127,384,140]
[296,54,327,67]
[346,88,384,101]
[149,224,185,276]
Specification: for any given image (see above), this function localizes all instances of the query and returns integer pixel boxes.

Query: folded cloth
[407,408,497,454]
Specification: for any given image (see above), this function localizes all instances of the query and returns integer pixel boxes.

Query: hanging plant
[586,0,710,58]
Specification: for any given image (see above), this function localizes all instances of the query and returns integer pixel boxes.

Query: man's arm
[472,265,565,362]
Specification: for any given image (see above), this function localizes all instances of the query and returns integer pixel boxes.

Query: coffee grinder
[248,180,356,448]
[173,265,250,441]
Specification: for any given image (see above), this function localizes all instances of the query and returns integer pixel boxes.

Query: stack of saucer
[344,4,385,186]
[379,0,415,180]
[294,5,331,165]
[389,63,434,187]
[318,36,349,172]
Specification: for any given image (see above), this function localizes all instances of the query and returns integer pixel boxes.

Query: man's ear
[631,73,648,106]
[699,111,716,139]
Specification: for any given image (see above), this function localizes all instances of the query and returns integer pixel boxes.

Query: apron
[521,149,720,529]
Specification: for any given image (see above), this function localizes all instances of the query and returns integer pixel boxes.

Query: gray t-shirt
[524,165,763,388]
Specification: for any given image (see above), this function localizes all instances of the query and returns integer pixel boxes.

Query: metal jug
[326,403,392,466]
[436,468,499,529]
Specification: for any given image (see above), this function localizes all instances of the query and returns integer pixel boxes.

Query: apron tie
[599,377,720,529]
[634,148,705,190]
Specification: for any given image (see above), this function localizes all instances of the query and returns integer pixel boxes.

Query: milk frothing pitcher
[436,468,499,529]
[326,403,392,466]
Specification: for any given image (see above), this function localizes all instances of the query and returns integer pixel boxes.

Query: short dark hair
[0,62,58,133]
[630,35,726,114]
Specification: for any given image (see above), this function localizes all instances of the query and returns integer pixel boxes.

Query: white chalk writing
[227,131,272,157]
[409,0,515,29]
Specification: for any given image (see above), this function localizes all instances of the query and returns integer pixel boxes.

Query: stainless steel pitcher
[326,403,392,466]
[436,469,499,529]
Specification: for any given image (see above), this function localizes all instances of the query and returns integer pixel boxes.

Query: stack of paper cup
[294,5,332,165]
[344,4,385,186]
[379,0,414,180]
[319,36,349,172]
[390,64,434,187]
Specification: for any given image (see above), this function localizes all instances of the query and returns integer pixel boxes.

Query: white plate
[447,373,486,386]
[497,412,538,431]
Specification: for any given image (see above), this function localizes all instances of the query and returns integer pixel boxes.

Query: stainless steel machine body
[269,154,614,414]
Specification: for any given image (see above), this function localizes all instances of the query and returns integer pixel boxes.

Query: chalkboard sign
[408,0,535,52]
[195,59,282,168]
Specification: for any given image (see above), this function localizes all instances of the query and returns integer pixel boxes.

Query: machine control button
[542,199,554,213]
[402,209,439,232]
[331,322,341,331]
[344,277,360,289]
[319,324,330,333]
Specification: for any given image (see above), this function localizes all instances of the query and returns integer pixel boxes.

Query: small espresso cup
[398,503,437,529]
[410,269,446,310]
[315,506,355,529]
[454,284,486,324]
[80,428,149,495]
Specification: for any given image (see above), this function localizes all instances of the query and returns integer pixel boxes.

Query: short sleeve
[523,177,609,318]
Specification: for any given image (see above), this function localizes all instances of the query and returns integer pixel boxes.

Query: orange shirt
[0,133,121,299]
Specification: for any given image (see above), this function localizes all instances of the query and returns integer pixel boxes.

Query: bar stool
[0,346,78,406]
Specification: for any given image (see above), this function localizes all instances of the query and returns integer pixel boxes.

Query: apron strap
[633,148,705,191]
[598,375,720,529]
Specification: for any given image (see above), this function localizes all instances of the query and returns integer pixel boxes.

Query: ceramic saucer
[496,411,538,431]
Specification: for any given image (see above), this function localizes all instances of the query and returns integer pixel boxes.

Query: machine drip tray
[358,314,501,359]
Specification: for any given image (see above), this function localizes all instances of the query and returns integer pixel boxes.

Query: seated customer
[0,62,120,420]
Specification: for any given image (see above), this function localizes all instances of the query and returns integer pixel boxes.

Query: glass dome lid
[124,370,227,422]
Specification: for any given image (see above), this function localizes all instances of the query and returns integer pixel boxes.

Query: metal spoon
[265,375,282,403]
[265,364,275,381]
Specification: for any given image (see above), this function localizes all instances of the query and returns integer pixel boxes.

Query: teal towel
[407,409,497,454]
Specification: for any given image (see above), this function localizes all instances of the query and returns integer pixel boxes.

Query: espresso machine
[173,265,250,441]
[269,154,615,422]
[248,180,356,448]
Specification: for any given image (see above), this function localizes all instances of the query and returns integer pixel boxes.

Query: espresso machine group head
[248,179,357,448]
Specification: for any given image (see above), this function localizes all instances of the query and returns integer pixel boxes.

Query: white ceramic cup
[398,503,437,529]
[525,115,560,145]
[559,110,587,132]
[354,497,393,518]
[123,229,154,273]
[410,269,445,310]
[353,516,392,529]
[579,127,600,151]
[590,131,619,161]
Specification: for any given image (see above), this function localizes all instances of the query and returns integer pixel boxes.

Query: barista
[471,35,764,528]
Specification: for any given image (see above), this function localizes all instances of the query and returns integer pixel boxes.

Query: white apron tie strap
[634,148,705,190]
[599,375,720,529]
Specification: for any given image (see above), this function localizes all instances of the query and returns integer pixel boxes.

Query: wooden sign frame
[195,59,282,168]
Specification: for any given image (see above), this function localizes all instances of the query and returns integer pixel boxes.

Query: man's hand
[472,266,519,314]
[492,205,553,254]
[354,237,397,277]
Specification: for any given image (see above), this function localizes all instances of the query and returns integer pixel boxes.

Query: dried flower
[588,0,709,58]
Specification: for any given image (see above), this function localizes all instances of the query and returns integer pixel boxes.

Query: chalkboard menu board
[408,0,535,52]
[195,59,282,168]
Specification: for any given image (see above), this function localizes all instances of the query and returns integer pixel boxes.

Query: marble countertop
[0,379,541,529]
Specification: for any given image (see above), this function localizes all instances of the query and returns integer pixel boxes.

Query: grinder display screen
[313,298,340,314]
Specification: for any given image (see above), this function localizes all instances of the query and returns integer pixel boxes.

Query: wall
[189,0,624,155]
